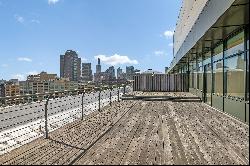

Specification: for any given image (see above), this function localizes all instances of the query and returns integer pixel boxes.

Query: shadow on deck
[0,92,248,165]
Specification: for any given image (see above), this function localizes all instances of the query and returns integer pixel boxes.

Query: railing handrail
[0,84,132,143]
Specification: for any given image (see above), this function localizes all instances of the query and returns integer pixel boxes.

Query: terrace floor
[0,92,249,165]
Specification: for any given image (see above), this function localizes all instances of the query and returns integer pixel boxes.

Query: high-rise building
[106,66,115,79]
[82,63,93,82]
[96,58,101,74]
[94,58,102,83]
[117,67,123,79]
[60,50,81,81]
[0,83,5,97]
[126,66,135,80]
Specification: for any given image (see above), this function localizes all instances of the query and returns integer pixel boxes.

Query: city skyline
[0,0,181,80]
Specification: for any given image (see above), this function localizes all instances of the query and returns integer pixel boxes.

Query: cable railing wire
[0,84,132,155]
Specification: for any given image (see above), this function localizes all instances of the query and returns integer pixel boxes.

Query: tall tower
[60,50,81,81]
[117,67,122,79]
[126,66,135,80]
[96,58,101,74]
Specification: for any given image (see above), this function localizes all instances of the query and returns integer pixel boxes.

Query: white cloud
[12,74,26,81]
[81,57,88,62]
[154,50,168,57]
[17,57,32,62]
[11,71,39,81]
[154,50,165,56]
[168,43,173,47]
[94,54,138,66]
[163,30,174,38]
[27,71,39,75]
[1,64,8,67]
[31,19,40,24]
[48,0,59,5]
[14,15,24,23]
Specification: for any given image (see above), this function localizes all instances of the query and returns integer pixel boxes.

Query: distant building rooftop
[141,69,162,74]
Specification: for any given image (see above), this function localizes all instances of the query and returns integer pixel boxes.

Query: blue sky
[0,0,182,80]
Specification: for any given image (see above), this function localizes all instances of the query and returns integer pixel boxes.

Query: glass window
[189,59,196,89]
[224,53,245,98]
[247,50,249,101]
[246,30,249,101]
[203,51,211,65]
[213,60,223,96]
[225,31,244,57]
[213,44,223,62]
[197,54,203,67]
[193,70,197,89]
[206,63,212,104]
[183,64,187,73]
[197,66,203,90]
[189,69,194,88]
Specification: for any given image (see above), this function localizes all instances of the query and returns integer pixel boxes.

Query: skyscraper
[82,63,93,82]
[60,50,81,81]
[126,66,135,80]
[117,67,122,79]
[106,66,115,79]
[96,58,101,74]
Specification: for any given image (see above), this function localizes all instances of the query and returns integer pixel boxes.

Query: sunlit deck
[0,92,248,165]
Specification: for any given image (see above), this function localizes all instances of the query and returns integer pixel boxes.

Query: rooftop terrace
[0,92,248,165]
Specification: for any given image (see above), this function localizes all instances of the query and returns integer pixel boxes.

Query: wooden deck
[0,92,249,165]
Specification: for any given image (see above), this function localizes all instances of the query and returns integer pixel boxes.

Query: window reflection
[213,44,223,62]
[225,31,244,57]
[198,66,203,90]
[213,60,223,96]
[224,54,245,98]
[205,63,212,104]
[247,51,249,101]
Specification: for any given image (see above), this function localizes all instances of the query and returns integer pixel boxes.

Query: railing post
[118,88,120,102]
[110,89,112,106]
[98,90,101,112]
[44,93,53,139]
[81,92,85,120]
[123,85,126,95]
[44,95,50,139]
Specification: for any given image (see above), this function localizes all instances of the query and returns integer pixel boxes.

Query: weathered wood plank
[0,93,248,165]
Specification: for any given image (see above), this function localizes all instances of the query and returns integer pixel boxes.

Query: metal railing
[0,84,132,155]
